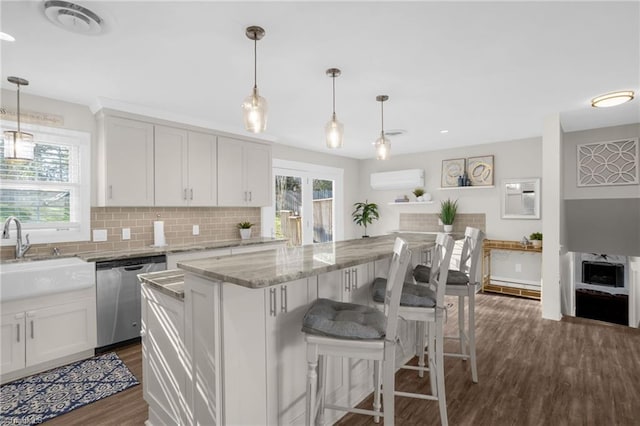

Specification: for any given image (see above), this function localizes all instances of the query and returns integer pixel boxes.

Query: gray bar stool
[413,226,484,383]
[302,237,411,426]
[371,233,455,426]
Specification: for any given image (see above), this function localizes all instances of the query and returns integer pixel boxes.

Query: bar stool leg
[373,360,381,423]
[417,321,426,378]
[427,321,436,397]
[435,320,448,426]
[469,286,478,383]
[458,295,467,360]
[306,346,319,426]
[383,344,396,426]
[318,355,327,425]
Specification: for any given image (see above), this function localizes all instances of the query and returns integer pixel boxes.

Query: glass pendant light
[325,68,343,149]
[3,77,34,161]
[374,95,390,160]
[242,26,267,133]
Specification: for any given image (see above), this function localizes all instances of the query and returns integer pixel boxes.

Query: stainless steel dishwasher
[96,255,166,351]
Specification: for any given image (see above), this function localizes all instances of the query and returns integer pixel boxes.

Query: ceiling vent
[43,1,104,35]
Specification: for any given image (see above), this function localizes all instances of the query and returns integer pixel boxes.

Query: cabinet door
[265,280,312,425]
[104,117,154,206]
[187,131,217,206]
[154,125,188,206]
[244,141,272,207]
[141,284,186,425]
[25,298,97,367]
[217,137,246,206]
[1,313,25,375]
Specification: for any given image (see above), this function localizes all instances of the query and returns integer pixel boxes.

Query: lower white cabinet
[141,283,187,425]
[0,288,97,383]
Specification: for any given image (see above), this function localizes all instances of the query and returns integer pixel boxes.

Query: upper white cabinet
[97,115,155,206]
[217,136,272,207]
[154,126,217,206]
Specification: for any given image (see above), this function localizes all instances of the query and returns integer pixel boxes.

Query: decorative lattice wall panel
[577,138,639,187]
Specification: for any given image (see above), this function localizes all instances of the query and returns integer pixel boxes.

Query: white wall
[357,137,542,240]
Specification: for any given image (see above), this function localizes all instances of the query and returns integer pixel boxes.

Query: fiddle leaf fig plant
[352,200,379,237]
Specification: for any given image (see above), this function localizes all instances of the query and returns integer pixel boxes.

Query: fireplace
[575,253,629,326]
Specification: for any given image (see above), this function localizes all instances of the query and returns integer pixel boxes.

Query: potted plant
[237,221,254,240]
[352,200,379,237]
[439,198,458,233]
[529,232,542,248]
[413,188,425,202]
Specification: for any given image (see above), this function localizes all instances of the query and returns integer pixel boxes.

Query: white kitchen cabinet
[1,288,97,383]
[220,278,315,425]
[217,136,272,207]
[0,313,25,375]
[141,283,186,425]
[97,115,155,206]
[154,126,217,207]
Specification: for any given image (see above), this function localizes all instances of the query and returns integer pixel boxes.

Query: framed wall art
[441,158,465,187]
[577,138,638,187]
[467,155,494,186]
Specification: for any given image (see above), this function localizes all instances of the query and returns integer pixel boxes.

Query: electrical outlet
[93,229,107,242]
[192,225,200,236]
[515,263,522,273]
[122,228,131,240]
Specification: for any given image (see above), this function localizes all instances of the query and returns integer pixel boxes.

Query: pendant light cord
[16,83,21,133]
[332,74,336,116]
[380,98,385,136]
[253,36,258,89]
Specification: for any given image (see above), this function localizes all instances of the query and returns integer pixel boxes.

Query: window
[0,122,90,244]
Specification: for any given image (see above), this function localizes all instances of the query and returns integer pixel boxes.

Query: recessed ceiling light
[591,91,635,108]
[0,32,15,42]
[440,129,449,134]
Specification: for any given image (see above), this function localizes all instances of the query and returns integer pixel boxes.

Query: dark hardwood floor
[44,292,640,425]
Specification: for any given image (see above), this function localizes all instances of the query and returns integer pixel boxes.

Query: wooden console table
[482,239,542,300]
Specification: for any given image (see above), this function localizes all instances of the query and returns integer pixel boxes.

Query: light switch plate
[192,225,200,236]
[122,228,131,240]
[93,229,108,242]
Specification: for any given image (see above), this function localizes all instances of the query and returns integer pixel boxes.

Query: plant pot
[416,196,424,202]
[423,193,432,201]
[239,228,252,240]
[531,240,542,248]
[443,224,453,233]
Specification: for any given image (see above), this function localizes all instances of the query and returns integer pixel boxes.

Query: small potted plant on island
[237,221,254,240]
[413,188,425,202]
[439,198,458,233]
[529,232,542,248]
[352,200,379,238]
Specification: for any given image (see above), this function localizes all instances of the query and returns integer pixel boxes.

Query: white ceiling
[1,1,639,159]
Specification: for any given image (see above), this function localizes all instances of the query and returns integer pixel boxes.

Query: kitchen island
[139,234,437,426]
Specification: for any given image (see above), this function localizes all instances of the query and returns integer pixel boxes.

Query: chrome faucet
[2,216,31,258]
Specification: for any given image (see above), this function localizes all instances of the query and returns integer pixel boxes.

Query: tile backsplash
[399,213,486,234]
[1,207,261,259]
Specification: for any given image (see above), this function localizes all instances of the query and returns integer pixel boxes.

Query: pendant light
[3,77,34,161]
[242,26,267,133]
[325,68,343,149]
[374,95,390,160]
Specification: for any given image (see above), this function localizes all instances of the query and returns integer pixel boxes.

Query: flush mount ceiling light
[242,26,267,134]
[374,95,391,160]
[591,91,635,108]
[4,77,35,162]
[325,68,344,149]
[43,0,104,35]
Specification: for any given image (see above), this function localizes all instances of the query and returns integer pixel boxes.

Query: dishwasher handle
[124,265,144,271]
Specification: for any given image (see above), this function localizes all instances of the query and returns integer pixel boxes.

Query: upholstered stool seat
[302,298,386,340]
[371,277,436,308]
[413,265,470,285]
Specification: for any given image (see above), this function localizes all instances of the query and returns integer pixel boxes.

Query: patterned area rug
[0,352,139,426]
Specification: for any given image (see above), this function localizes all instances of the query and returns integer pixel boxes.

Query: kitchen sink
[0,257,95,302]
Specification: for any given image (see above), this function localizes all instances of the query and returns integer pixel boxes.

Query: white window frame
[263,159,344,243]
[0,121,91,245]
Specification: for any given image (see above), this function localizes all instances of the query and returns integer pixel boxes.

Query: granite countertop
[1,237,285,264]
[178,233,438,289]
[138,269,185,299]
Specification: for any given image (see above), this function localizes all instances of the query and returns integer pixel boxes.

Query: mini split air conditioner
[370,169,425,190]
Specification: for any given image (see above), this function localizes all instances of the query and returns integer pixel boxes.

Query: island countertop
[177,233,437,289]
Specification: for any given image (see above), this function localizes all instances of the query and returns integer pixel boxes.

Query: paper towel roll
[153,221,166,247]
